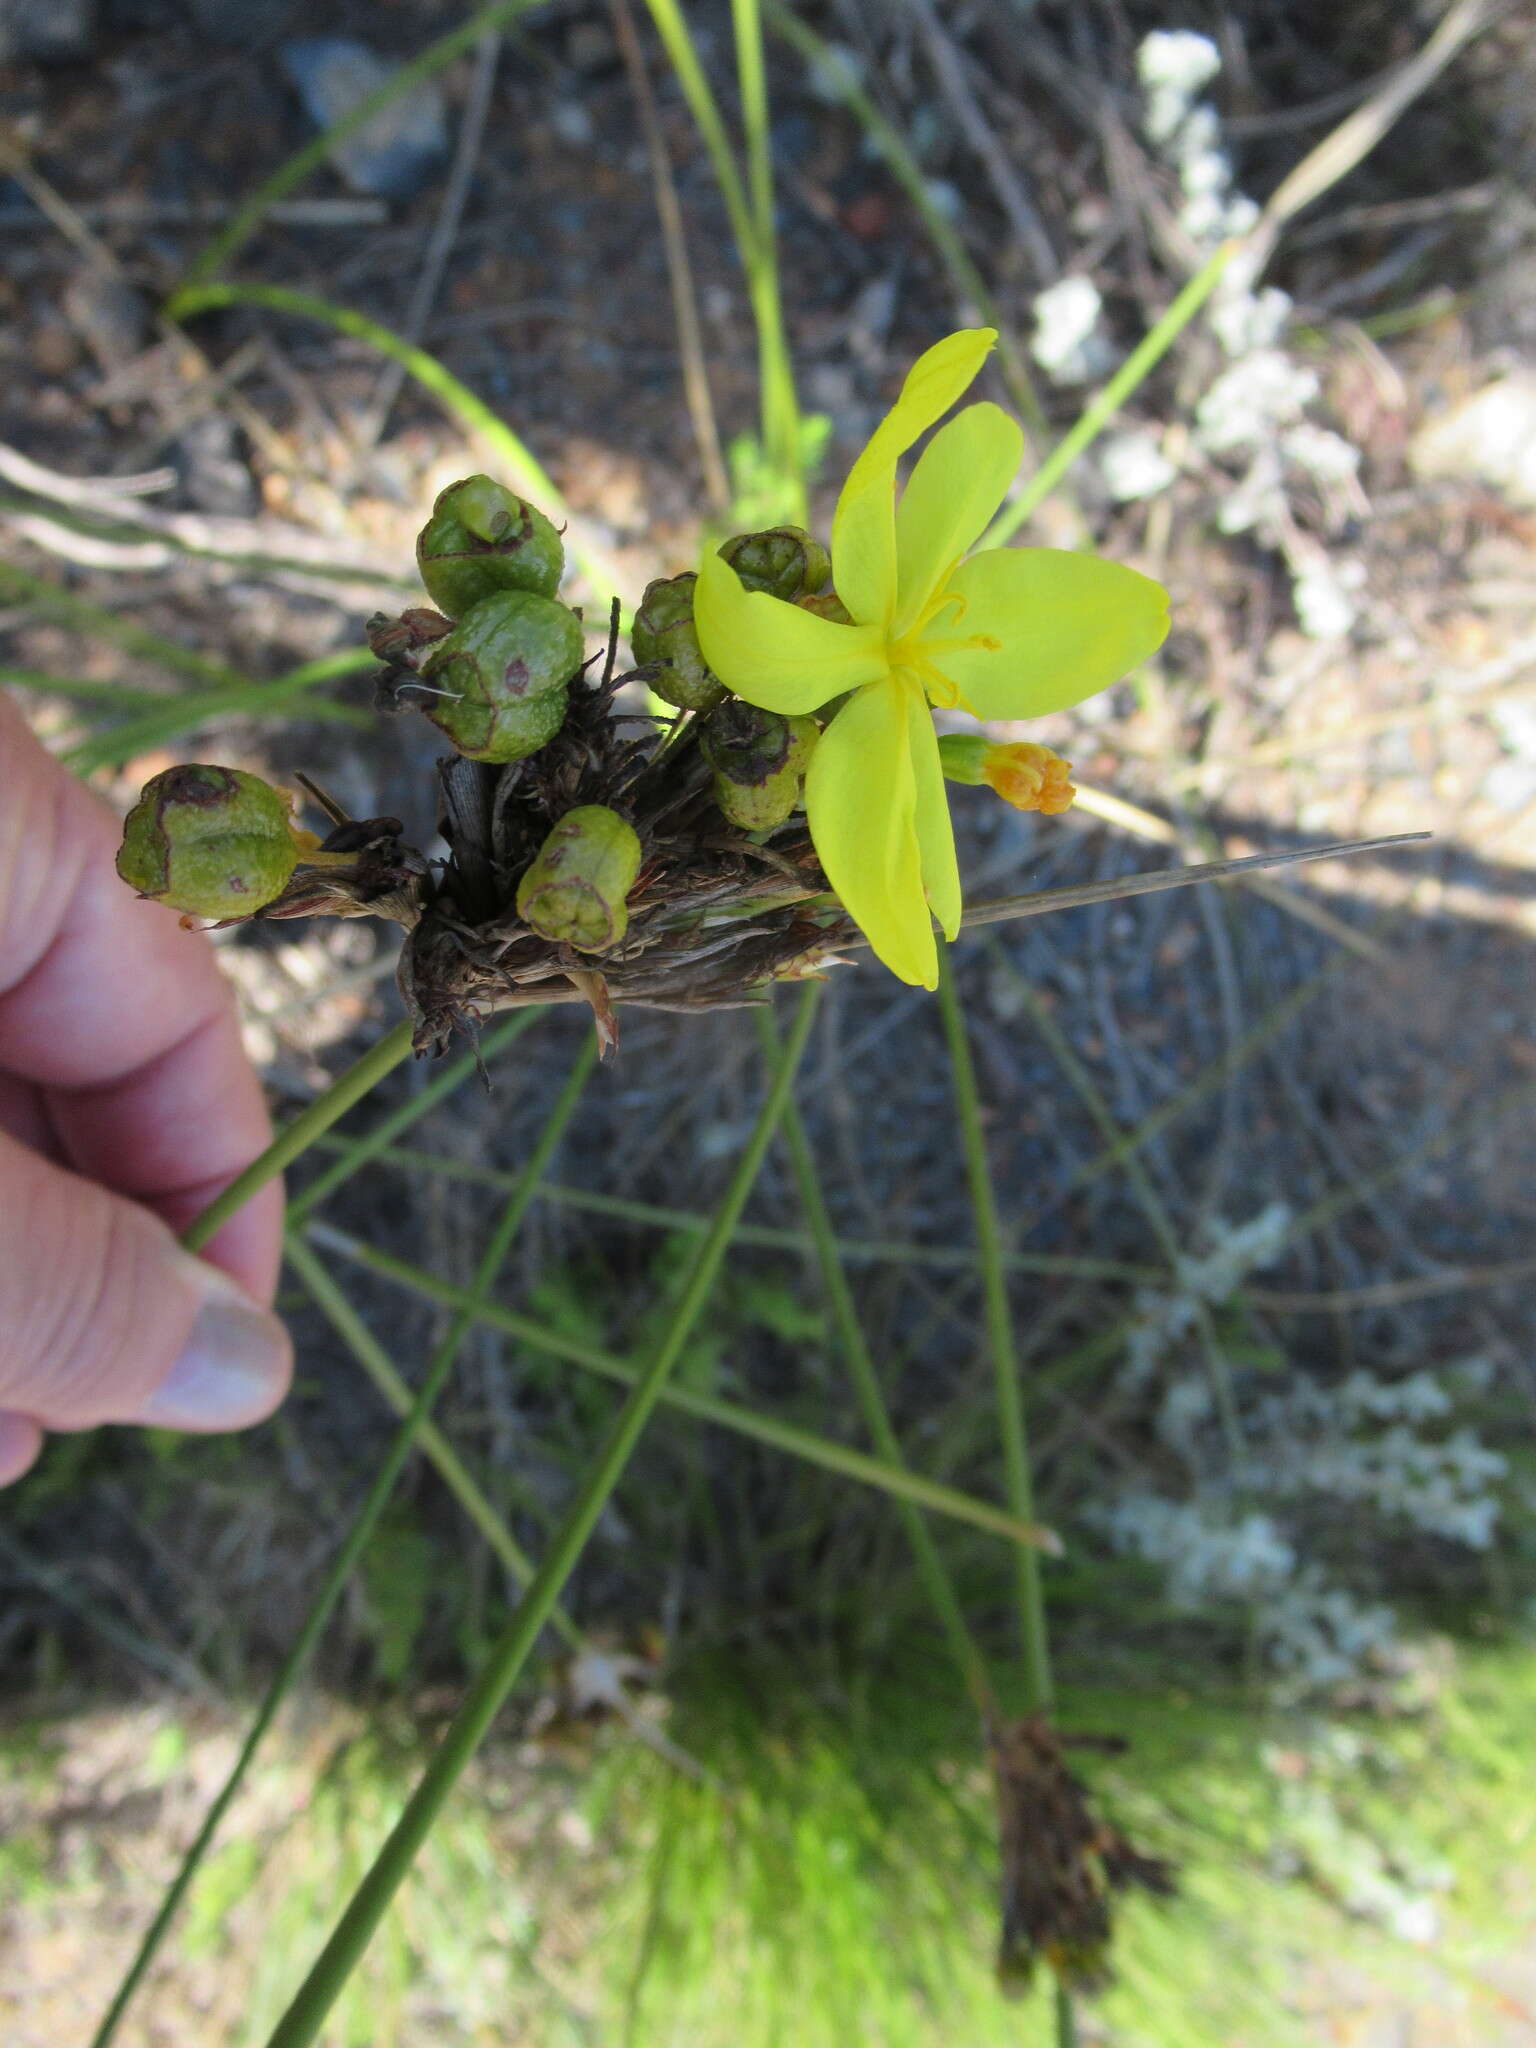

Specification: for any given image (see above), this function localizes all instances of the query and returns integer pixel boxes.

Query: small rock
[280,38,448,201]
[1410,373,1536,510]
[0,0,95,63]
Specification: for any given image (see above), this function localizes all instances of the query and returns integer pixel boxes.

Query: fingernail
[141,1271,292,1431]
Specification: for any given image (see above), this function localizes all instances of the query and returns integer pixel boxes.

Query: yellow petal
[929,548,1169,720]
[892,403,1023,639]
[805,680,938,988]
[693,549,889,715]
[905,690,961,941]
[831,329,996,631]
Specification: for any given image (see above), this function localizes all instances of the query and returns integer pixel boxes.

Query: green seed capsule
[418,590,585,762]
[116,765,299,921]
[700,702,819,831]
[717,525,831,602]
[515,804,643,953]
[630,572,724,711]
[416,475,564,617]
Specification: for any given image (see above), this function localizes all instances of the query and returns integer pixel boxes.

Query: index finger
[0,695,282,1302]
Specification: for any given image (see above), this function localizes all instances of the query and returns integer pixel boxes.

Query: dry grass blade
[1240,0,1509,280]
[957,834,1429,933]
[609,0,730,511]
[1070,785,1393,963]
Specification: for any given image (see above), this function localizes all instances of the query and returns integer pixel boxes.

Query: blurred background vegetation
[2,0,1535,2040]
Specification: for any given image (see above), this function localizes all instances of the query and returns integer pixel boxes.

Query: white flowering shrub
[1094,1210,1508,1696]
[1128,31,1370,638]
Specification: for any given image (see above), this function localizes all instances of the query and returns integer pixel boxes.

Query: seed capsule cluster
[114,479,859,1050]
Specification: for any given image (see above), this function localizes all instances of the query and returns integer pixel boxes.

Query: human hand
[0,693,291,1485]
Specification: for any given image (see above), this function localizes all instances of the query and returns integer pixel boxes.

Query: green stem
[756,1011,995,1716]
[0,558,248,690]
[170,0,549,299]
[286,1011,541,1226]
[729,0,802,505]
[87,1042,592,2048]
[64,648,377,775]
[764,2,1043,435]
[304,1217,1055,1550]
[993,946,1244,1459]
[642,0,757,263]
[982,242,1234,549]
[180,1020,416,1254]
[644,0,802,517]
[305,1142,1162,1283]
[935,953,1052,1714]
[261,986,822,2047]
[1055,1979,1079,2046]
[168,283,623,604]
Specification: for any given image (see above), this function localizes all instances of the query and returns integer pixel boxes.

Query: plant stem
[608,0,730,511]
[937,953,1074,2045]
[304,1216,1056,1551]
[181,1020,416,1255]
[729,0,802,505]
[982,242,1234,549]
[756,1011,996,1717]
[935,953,1052,1714]
[285,1011,541,1226]
[765,1,1043,435]
[87,1041,594,2048]
[168,283,624,604]
[306,1142,1163,1283]
[261,986,821,2047]
[0,557,248,690]
[643,0,803,517]
[65,648,377,774]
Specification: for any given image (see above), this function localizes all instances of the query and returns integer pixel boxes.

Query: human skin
[0,693,291,1486]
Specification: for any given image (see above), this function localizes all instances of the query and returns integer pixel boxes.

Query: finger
[0,694,282,1301]
[0,1413,43,1487]
[0,1123,292,1436]
[0,1071,57,1156]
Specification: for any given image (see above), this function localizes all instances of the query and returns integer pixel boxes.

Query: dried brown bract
[991,1714,1176,1998]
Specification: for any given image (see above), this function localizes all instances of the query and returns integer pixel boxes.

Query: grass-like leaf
[169,283,626,605]
[302,1215,1058,1552]
[258,984,823,2046]
[87,1037,597,2048]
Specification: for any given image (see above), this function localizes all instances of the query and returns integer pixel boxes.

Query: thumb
[0,1126,292,1482]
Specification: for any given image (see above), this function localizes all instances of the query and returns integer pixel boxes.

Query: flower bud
[700,701,819,831]
[630,572,724,711]
[717,525,831,603]
[416,475,564,617]
[515,804,643,953]
[418,590,585,762]
[937,736,1076,815]
[116,765,301,921]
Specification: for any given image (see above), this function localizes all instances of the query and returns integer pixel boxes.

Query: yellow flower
[694,329,1170,987]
